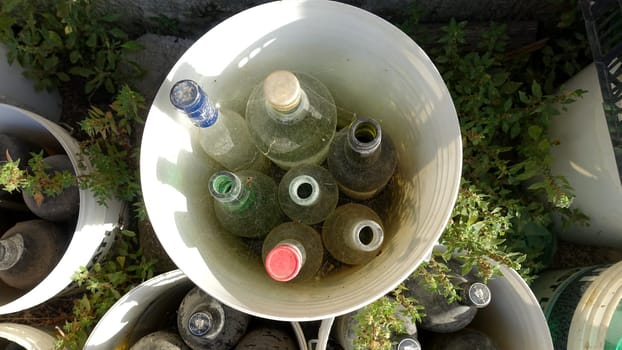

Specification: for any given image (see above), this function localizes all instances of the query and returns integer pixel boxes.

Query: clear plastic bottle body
[261,222,324,282]
[170,79,269,173]
[0,219,68,290]
[424,328,499,350]
[321,203,384,265]
[234,326,297,349]
[129,331,191,350]
[327,117,397,200]
[277,164,339,225]
[246,70,337,169]
[209,170,282,238]
[177,286,251,350]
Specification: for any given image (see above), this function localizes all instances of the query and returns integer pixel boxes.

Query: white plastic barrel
[0,104,123,314]
[140,0,462,321]
[550,63,622,247]
[0,44,62,122]
[84,269,308,350]
[532,261,622,349]
[0,323,56,349]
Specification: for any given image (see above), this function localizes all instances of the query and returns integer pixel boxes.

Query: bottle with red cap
[262,222,324,282]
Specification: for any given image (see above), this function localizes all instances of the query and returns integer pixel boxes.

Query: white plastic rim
[0,323,56,350]
[84,269,308,350]
[140,0,462,320]
[0,104,123,314]
[550,63,622,247]
[0,44,62,122]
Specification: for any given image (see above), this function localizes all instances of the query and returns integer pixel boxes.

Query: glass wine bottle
[129,331,191,350]
[177,286,251,350]
[170,79,269,173]
[0,219,68,290]
[277,164,339,225]
[208,170,282,239]
[322,203,384,265]
[327,116,397,200]
[234,326,297,349]
[424,328,500,349]
[245,70,337,169]
[261,222,323,282]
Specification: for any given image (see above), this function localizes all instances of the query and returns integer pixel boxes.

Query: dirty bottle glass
[424,328,500,349]
[262,221,323,282]
[327,116,397,200]
[0,219,68,290]
[234,325,297,349]
[170,79,269,173]
[129,331,190,350]
[208,170,282,239]
[322,203,384,265]
[177,286,251,350]
[245,70,337,169]
[277,164,339,225]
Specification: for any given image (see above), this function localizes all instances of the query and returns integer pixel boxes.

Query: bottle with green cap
[129,331,190,350]
[245,70,337,169]
[327,116,397,200]
[277,164,339,225]
[208,170,282,239]
[177,286,251,350]
[424,328,499,349]
[262,221,323,282]
[170,79,269,173]
[322,203,385,265]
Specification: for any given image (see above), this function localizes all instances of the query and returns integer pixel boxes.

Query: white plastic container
[140,0,462,321]
[0,104,123,314]
[550,63,622,247]
[84,269,308,350]
[531,261,622,350]
[0,44,62,122]
[0,323,56,349]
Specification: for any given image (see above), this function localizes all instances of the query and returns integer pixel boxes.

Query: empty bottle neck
[347,219,384,252]
[187,306,225,338]
[288,174,320,207]
[208,171,254,209]
[460,282,491,308]
[170,79,219,127]
[265,240,306,282]
[396,337,422,350]
[0,234,24,270]
[345,117,383,163]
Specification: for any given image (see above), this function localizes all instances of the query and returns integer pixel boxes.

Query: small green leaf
[527,125,542,140]
[47,30,63,47]
[531,81,542,100]
[86,33,97,48]
[121,40,143,51]
[69,66,94,77]
[69,50,81,64]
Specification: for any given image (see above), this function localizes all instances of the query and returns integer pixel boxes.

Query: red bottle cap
[265,244,302,282]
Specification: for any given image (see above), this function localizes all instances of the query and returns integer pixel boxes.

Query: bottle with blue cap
[170,79,269,173]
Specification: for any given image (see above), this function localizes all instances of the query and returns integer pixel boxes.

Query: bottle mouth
[397,338,422,350]
[188,311,213,337]
[263,70,302,112]
[347,117,382,155]
[466,282,492,308]
[208,171,241,202]
[288,175,320,206]
[351,220,384,252]
[0,234,24,270]
[170,80,201,110]
[265,243,303,282]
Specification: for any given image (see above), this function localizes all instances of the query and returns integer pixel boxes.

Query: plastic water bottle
[262,222,324,282]
[424,328,499,349]
[208,170,282,238]
[246,70,337,169]
[327,116,397,200]
[0,219,68,290]
[129,331,190,350]
[322,203,384,265]
[277,164,339,225]
[170,79,269,173]
[177,286,251,350]
[234,326,297,349]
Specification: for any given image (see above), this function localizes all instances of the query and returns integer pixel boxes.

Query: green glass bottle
[246,70,337,169]
[262,222,323,282]
[208,170,282,239]
[322,203,384,265]
[277,164,339,225]
[327,116,397,200]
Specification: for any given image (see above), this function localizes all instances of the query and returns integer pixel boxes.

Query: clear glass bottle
[129,331,190,350]
[177,286,251,350]
[277,164,339,225]
[327,116,397,200]
[208,170,282,239]
[234,326,297,349]
[170,79,269,173]
[0,219,68,290]
[424,328,499,349]
[245,70,337,169]
[261,222,323,282]
[321,203,384,265]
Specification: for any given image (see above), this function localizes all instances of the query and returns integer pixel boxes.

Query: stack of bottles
[0,134,76,291]
[130,285,299,350]
[170,69,398,282]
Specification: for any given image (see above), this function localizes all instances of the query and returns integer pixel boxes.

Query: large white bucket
[0,323,56,349]
[531,261,622,349]
[84,269,308,349]
[0,104,123,314]
[0,45,62,122]
[550,63,622,247]
[140,0,462,321]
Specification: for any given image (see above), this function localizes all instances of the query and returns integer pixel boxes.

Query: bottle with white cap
[245,70,337,169]
[321,203,385,265]
[261,221,323,282]
[170,79,269,173]
[277,164,339,225]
